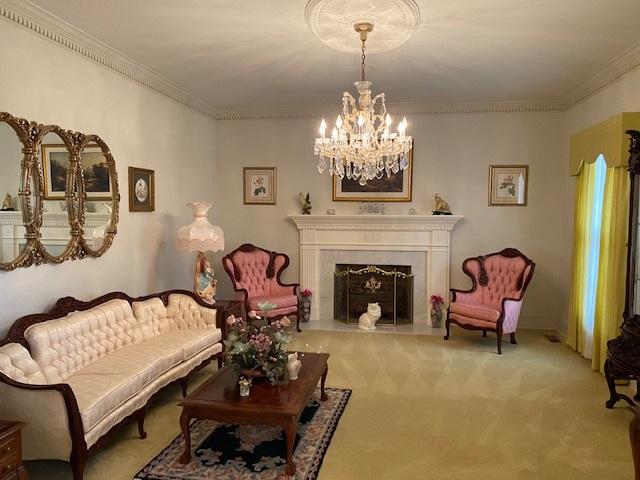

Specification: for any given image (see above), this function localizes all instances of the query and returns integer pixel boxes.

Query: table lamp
[176,202,224,304]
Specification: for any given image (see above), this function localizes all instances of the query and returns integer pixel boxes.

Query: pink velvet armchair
[444,248,535,354]
[222,244,301,332]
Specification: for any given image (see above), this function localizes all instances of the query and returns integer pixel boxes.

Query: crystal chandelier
[314,22,413,185]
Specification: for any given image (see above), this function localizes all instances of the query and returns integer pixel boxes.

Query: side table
[0,421,27,480]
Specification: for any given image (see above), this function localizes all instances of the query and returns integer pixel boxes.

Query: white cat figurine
[287,352,302,380]
[358,302,382,331]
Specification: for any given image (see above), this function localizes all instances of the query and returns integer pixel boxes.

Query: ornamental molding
[0,0,217,118]
[288,214,463,232]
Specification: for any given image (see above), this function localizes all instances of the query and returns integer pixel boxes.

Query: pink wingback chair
[444,248,535,354]
[222,244,301,332]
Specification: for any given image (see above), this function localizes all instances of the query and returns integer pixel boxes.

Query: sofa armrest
[0,372,85,462]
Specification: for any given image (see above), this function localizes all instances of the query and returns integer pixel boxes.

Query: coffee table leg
[178,410,192,464]
[284,421,297,476]
[321,364,328,401]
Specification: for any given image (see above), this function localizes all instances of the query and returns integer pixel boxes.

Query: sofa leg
[497,331,503,355]
[217,354,223,370]
[510,332,517,345]
[137,408,147,439]
[70,448,87,480]
[180,377,189,398]
[444,319,451,340]
[482,330,487,337]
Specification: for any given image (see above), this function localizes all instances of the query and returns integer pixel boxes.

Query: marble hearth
[288,215,463,327]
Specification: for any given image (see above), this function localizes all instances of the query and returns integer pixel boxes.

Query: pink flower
[301,289,312,297]
[430,294,444,307]
[280,316,291,327]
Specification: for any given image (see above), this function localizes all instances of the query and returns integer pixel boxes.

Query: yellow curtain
[591,167,629,372]
[566,161,596,352]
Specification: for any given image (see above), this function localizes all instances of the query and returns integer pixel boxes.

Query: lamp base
[194,251,217,304]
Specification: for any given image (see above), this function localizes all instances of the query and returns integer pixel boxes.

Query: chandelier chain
[361,38,366,82]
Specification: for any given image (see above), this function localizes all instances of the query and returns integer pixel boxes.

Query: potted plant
[430,294,445,328]
[224,312,292,385]
[300,289,313,323]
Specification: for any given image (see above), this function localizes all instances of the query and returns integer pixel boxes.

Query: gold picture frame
[243,167,277,205]
[332,149,413,202]
[128,167,155,212]
[488,165,529,206]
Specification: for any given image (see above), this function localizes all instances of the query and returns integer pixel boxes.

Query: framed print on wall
[244,167,277,205]
[332,150,413,202]
[488,165,528,206]
[128,167,155,212]
[42,144,113,200]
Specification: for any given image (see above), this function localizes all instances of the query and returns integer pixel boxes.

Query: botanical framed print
[244,167,277,205]
[42,144,112,200]
[332,150,413,202]
[128,167,155,212]
[488,165,528,206]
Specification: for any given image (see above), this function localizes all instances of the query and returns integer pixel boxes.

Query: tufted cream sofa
[0,290,229,480]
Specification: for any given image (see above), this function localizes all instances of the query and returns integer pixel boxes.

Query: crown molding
[215,100,565,120]
[0,0,218,118]
[563,41,640,108]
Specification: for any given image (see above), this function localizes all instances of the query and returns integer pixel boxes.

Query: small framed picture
[489,165,528,206]
[244,167,277,205]
[42,144,113,200]
[128,167,155,212]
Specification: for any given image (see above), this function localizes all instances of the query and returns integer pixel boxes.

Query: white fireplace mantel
[288,214,463,324]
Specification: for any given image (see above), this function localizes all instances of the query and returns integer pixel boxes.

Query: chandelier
[314,22,413,185]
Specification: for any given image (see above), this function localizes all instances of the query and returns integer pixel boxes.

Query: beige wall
[214,111,572,330]
[0,21,216,333]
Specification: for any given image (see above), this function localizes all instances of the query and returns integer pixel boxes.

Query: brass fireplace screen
[334,264,413,325]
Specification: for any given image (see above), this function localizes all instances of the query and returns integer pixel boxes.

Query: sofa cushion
[167,294,217,330]
[132,298,170,338]
[65,327,221,431]
[25,299,143,383]
[248,294,298,311]
[449,302,501,322]
[0,343,47,384]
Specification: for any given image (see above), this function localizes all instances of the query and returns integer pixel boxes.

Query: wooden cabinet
[0,421,27,480]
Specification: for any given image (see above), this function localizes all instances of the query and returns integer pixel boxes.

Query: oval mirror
[36,128,79,262]
[0,115,33,270]
[79,135,118,256]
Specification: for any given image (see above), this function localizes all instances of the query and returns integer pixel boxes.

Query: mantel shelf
[288,214,464,231]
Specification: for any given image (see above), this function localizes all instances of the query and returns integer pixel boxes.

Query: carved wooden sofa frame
[444,248,535,354]
[0,289,233,480]
[223,243,301,332]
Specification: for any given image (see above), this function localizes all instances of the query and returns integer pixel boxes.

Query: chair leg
[482,330,487,337]
[296,313,301,333]
[510,332,517,345]
[444,318,451,340]
[497,330,503,355]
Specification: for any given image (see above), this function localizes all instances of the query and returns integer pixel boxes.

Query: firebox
[334,264,413,325]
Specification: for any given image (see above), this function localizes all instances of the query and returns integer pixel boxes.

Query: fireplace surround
[289,214,463,326]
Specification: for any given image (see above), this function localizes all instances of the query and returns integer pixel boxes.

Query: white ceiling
[27,0,640,111]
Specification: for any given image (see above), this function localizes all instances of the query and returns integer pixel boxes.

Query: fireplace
[334,264,413,325]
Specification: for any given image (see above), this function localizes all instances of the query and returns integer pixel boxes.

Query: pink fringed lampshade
[176,202,224,253]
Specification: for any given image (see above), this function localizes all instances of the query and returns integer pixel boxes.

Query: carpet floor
[25,329,635,479]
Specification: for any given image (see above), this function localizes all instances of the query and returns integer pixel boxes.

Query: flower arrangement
[224,312,292,385]
[300,289,313,297]
[430,294,444,308]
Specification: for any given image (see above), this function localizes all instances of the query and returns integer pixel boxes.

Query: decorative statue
[358,302,382,331]
[433,193,452,215]
[195,253,217,304]
[1,193,13,211]
[297,192,312,214]
[287,352,302,380]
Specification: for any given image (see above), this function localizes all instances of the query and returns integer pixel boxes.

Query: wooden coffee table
[177,352,329,476]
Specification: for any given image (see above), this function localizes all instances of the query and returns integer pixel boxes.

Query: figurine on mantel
[1,193,13,211]
[297,192,312,215]
[432,193,452,215]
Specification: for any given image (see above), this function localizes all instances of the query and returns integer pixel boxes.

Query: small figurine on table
[433,193,452,215]
[1,193,13,211]
[297,192,312,215]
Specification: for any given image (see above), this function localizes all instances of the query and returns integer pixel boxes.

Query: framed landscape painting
[42,144,112,200]
[244,167,277,205]
[488,165,528,206]
[332,150,413,202]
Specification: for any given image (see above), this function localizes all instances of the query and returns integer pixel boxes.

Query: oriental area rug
[135,388,351,480]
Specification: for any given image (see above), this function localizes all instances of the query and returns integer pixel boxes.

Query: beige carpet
[26,329,634,479]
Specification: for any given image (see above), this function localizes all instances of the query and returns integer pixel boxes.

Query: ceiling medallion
[313,22,413,185]
[304,0,421,54]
